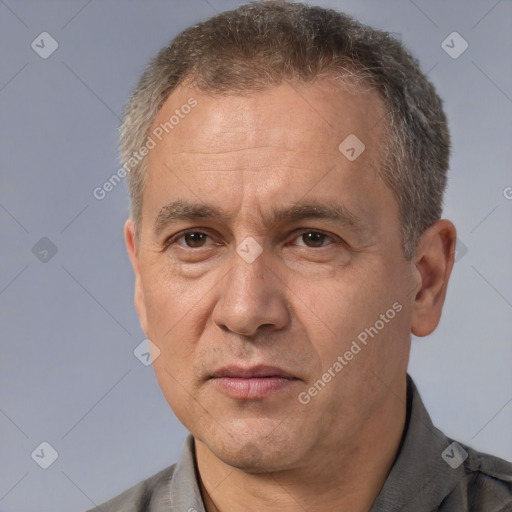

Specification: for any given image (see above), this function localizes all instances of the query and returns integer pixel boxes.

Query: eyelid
[292,230,337,247]
[161,228,215,250]
[163,227,340,251]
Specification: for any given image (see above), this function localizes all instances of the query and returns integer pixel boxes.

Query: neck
[195,378,407,512]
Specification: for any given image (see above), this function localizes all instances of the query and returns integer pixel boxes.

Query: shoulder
[86,464,176,512]
[440,441,512,511]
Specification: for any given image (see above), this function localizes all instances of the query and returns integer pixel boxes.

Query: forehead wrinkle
[163,146,294,157]
[155,145,342,159]
[156,163,340,176]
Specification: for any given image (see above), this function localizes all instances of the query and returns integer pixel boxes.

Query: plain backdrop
[1,1,511,510]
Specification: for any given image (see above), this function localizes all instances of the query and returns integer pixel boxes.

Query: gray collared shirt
[89,376,512,511]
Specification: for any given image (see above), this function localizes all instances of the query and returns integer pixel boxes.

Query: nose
[212,246,290,338]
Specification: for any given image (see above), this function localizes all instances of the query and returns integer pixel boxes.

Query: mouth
[209,365,300,400]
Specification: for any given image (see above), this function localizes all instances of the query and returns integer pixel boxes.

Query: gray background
[1,0,511,510]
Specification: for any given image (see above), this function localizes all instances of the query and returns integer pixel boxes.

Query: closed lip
[210,365,298,380]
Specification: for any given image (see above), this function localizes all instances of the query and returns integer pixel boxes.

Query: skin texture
[124,79,456,511]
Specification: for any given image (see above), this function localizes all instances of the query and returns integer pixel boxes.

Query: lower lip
[211,377,297,399]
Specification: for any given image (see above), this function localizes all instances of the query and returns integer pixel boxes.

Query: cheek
[140,258,221,377]
[298,264,379,348]
[300,258,410,380]
[147,287,202,425]
[140,268,196,380]
[141,258,199,335]
[152,353,212,440]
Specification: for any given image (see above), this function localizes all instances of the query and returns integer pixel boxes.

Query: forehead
[148,79,388,168]
[142,79,395,232]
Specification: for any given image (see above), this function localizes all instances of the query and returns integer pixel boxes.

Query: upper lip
[210,365,297,379]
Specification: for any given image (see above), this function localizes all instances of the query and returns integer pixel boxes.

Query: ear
[124,219,148,335]
[411,219,457,337]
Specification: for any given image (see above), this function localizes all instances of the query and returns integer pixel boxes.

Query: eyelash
[162,229,338,251]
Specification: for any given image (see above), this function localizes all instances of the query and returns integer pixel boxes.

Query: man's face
[126,80,419,470]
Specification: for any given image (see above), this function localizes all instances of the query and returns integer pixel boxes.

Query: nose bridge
[213,242,288,336]
[227,242,272,305]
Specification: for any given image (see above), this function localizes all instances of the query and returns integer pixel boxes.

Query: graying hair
[120,0,450,259]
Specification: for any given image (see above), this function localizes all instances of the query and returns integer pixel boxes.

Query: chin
[197,419,306,472]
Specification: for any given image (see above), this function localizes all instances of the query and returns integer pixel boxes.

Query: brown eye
[295,231,333,248]
[183,232,208,247]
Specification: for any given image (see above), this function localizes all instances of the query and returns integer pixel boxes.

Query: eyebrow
[153,199,367,236]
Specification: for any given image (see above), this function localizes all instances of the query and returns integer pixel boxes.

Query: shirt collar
[369,374,466,511]
[168,435,206,512]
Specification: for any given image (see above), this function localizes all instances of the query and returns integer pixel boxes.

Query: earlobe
[411,220,457,337]
[124,219,149,335]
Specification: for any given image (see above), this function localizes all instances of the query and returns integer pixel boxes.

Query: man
[90,1,512,510]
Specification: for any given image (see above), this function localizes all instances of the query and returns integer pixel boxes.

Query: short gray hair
[120,0,450,259]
